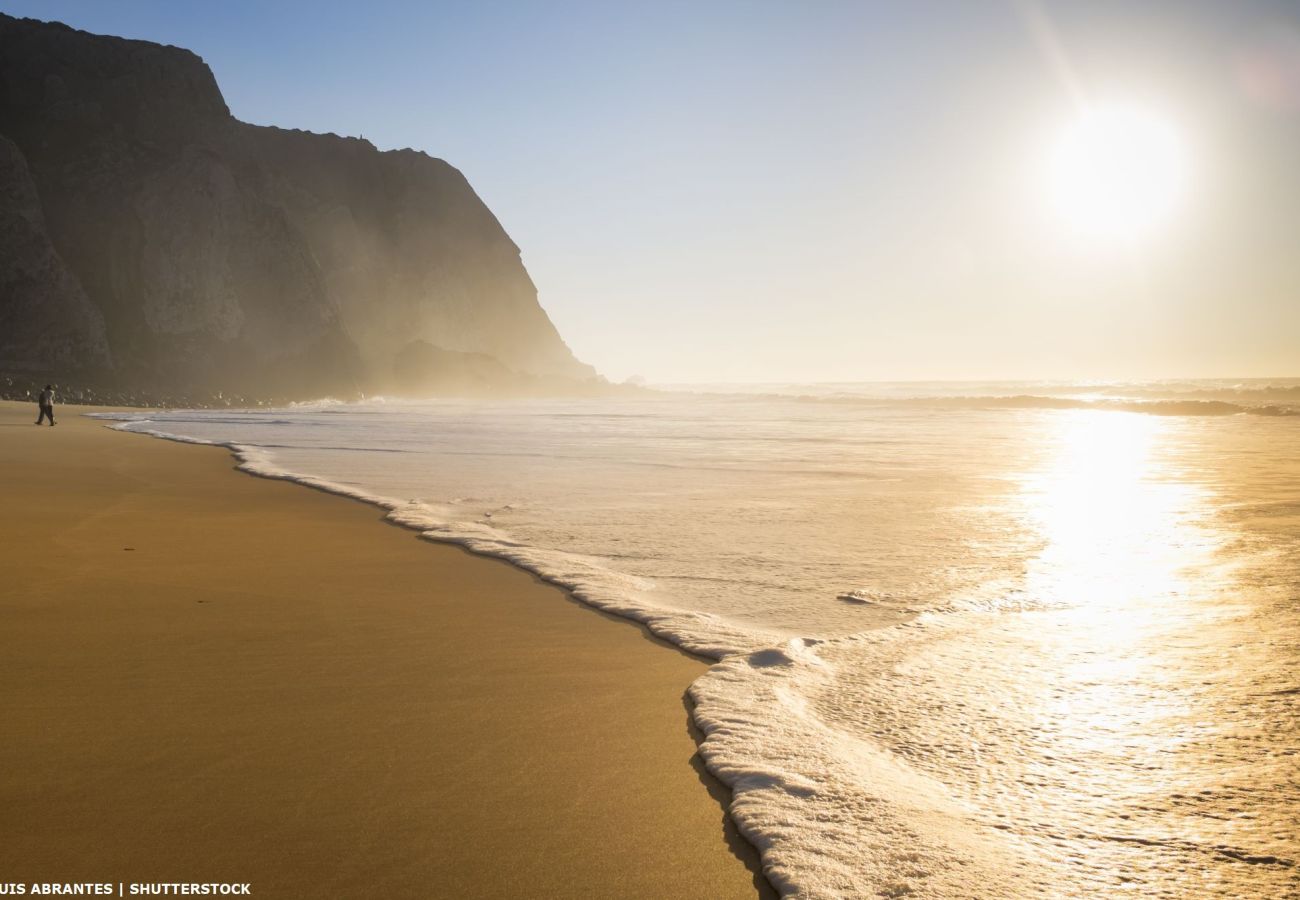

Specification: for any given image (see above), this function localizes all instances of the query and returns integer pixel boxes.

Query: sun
[1045,105,1189,242]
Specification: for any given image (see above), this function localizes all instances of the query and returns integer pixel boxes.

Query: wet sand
[0,401,772,899]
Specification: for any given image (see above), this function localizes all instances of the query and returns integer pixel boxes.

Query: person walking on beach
[35,384,55,426]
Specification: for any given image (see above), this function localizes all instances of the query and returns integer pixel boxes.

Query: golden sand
[0,402,771,898]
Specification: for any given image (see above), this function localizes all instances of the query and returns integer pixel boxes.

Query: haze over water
[104,380,1300,897]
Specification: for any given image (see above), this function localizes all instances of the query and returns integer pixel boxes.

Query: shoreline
[0,402,773,898]
[94,410,769,662]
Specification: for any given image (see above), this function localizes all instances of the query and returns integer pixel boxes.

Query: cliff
[0,14,597,400]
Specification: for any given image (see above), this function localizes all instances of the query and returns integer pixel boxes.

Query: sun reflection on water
[992,411,1290,891]
[816,408,1298,896]
[1014,411,1222,755]
[1019,410,1216,617]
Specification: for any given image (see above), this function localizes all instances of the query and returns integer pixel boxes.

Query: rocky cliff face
[0,134,111,376]
[0,14,596,399]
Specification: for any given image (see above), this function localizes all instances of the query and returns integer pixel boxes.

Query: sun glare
[1046,106,1189,242]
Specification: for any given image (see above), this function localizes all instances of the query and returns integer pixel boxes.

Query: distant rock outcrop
[0,14,597,399]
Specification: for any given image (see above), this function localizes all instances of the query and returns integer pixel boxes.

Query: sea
[96,379,1300,899]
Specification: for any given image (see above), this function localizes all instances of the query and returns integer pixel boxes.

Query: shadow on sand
[684,693,778,899]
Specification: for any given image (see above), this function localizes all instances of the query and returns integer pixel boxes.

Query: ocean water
[97,380,1300,898]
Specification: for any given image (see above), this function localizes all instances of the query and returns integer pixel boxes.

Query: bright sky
[4,0,1299,383]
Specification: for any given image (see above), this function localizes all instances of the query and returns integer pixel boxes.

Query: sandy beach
[0,401,771,899]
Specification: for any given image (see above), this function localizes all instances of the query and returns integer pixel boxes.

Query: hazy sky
[4,0,1299,383]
